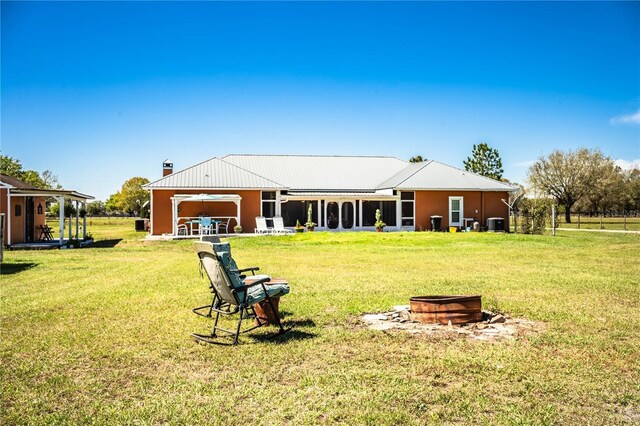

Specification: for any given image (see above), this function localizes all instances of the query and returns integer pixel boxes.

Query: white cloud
[615,159,640,171]
[610,110,640,125]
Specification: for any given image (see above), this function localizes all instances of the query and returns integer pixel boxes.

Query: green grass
[2,221,639,425]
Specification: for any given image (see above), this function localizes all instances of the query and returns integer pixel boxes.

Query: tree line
[1,155,150,218]
[411,144,640,223]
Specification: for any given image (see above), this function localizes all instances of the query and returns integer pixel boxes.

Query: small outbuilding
[1,174,94,248]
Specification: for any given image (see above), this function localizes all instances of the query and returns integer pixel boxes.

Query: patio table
[185,219,221,235]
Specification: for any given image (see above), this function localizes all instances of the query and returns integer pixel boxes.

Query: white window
[400,191,415,226]
[449,196,463,227]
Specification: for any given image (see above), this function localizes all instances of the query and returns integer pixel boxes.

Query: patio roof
[9,188,94,202]
[171,193,242,202]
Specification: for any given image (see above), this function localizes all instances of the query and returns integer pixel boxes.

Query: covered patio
[6,188,94,248]
[168,193,242,237]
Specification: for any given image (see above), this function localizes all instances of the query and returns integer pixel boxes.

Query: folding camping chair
[192,241,290,344]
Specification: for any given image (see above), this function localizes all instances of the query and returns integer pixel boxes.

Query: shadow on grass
[249,329,317,344]
[281,317,316,328]
[89,239,122,249]
[1,262,38,275]
[192,329,317,346]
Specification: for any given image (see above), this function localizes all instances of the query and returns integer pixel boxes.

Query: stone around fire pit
[361,306,543,342]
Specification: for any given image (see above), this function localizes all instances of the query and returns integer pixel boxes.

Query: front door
[25,197,35,242]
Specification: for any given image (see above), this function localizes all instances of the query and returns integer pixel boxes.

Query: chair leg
[234,308,245,345]
[210,311,221,338]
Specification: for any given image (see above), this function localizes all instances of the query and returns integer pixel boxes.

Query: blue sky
[2,1,639,201]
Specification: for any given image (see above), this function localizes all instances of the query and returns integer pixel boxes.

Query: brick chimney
[163,160,173,177]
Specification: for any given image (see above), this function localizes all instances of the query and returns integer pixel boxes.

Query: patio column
[6,192,11,246]
[337,201,343,230]
[317,200,322,229]
[235,200,241,230]
[172,199,178,235]
[56,196,64,245]
[358,200,363,230]
[75,200,80,239]
[82,201,87,239]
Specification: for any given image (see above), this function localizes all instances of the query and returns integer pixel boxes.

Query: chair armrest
[238,267,260,275]
[237,276,271,291]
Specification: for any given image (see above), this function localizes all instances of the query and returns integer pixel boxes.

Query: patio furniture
[272,216,294,234]
[255,216,273,235]
[216,218,232,235]
[186,219,201,235]
[177,223,188,236]
[199,217,214,236]
[192,241,290,344]
[39,225,54,241]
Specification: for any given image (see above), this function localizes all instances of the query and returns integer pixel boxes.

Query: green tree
[528,148,614,223]
[0,156,24,177]
[409,155,425,163]
[107,177,150,216]
[0,155,59,189]
[463,143,504,180]
[86,201,106,216]
[49,201,77,218]
[41,170,62,189]
[105,193,122,214]
[577,162,625,215]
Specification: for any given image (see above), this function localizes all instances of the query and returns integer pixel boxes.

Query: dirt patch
[361,306,544,342]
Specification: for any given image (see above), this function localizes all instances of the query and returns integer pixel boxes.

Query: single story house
[144,155,516,235]
[1,174,94,247]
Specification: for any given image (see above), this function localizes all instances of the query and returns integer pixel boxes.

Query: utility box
[487,217,505,232]
[135,219,146,232]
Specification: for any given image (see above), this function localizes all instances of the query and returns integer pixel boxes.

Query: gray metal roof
[144,157,286,189]
[145,155,516,192]
[379,160,516,191]
[222,154,409,191]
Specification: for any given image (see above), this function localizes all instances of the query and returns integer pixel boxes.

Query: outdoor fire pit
[410,295,482,325]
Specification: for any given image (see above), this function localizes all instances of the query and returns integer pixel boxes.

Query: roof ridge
[376,160,432,189]
[217,158,288,188]
[144,155,220,187]
[143,156,288,189]
[223,153,406,160]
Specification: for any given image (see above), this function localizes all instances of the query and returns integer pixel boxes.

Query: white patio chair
[272,216,294,234]
[217,218,232,235]
[177,224,188,236]
[255,216,273,235]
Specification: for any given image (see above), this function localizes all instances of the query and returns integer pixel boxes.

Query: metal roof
[379,160,517,191]
[0,174,40,190]
[1,174,94,200]
[222,154,409,191]
[145,155,516,193]
[144,157,286,189]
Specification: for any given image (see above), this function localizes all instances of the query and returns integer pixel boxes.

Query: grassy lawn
[2,221,639,424]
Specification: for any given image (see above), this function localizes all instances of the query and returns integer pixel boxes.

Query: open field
[2,221,639,424]
[557,215,640,232]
